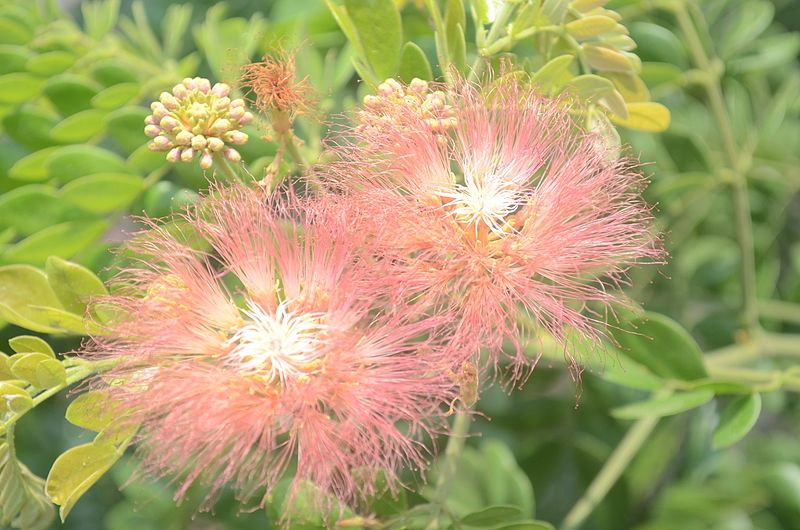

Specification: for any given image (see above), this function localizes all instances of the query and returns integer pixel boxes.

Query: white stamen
[439,172,528,234]
[228,301,326,384]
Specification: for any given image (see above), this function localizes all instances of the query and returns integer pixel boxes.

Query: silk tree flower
[144,77,253,169]
[322,76,660,381]
[81,186,454,512]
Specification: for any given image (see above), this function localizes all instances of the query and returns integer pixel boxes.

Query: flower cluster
[144,77,253,169]
[86,70,659,520]
[324,77,659,379]
[240,51,313,128]
[85,187,455,511]
[359,77,456,143]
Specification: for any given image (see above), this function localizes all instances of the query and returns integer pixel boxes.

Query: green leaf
[104,106,149,153]
[493,523,554,530]
[0,44,33,74]
[0,440,56,529]
[0,72,43,104]
[427,440,535,519]
[611,101,671,132]
[26,51,75,76]
[10,352,66,388]
[8,335,54,357]
[0,265,66,333]
[0,354,13,380]
[2,107,59,151]
[531,55,575,90]
[8,147,61,181]
[610,312,707,381]
[60,173,144,214]
[583,44,636,73]
[3,220,109,266]
[541,0,569,24]
[398,42,433,82]
[344,0,402,80]
[445,0,467,71]
[566,15,618,40]
[595,357,665,391]
[66,390,119,432]
[0,381,33,413]
[0,185,80,235]
[629,22,687,66]
[764,463,800,511]
[712,394,761,449]
[564,74,627,117]
[42,74,103,116]
[718,0,773,59]
[0,15,33,45]
[45,256,107,316]
[26,306,93,335]
[91,83,140,110]
[612,390,714,420]
[50,109,108,143]
[46,441,123,522]
[45,145,132,182]
[460,505,525,526]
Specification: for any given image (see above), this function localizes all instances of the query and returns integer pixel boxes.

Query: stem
[758,300,800,326]
[674,2,760,334]
[560,415,660,530]
[425,411,472,529]
[468,2,516,83]
[211,153,245,184]
[0,358,118,436]
[423,0,453,84]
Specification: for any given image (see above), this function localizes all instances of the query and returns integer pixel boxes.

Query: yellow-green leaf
[0,381,33,414]
[50,109,108,143]
[8,335,55,357]
[612,390,714,420]
[610,101,671,131]
[566,15,617,40]
[583,44,635,73]
[60,173,144,214]
[9,352,54,386]
[66,391,119,433]
[91,83,140,109]
[46,442,121,521]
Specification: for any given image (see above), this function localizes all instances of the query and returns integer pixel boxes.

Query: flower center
[227,301,326,385]
[439,172,527,236]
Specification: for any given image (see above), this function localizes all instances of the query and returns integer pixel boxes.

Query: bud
[199,151,213,170]
[166,148,181,163]
[224,147,241,163]
[144,76,251,168]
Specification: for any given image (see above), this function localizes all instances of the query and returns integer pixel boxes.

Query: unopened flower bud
[207,137,225,152]
[196,78,211,93]
[239,112,254,126]
[144,124,161,137]
[175,130,193,145]
[211,119,231,134]
[211,83,230,98]
[172,84,188,99]
[151,102,168,120]
[159,116,179,131]
[180,148,195,162]
[191,135,207,150]
[226,131,248,145]
[229,106,245,121]
[213,97,231,112]
[166,147,181,163]
[182,77,196,89]
[200,151,213,169]
[230,99,244,109]
[409,78,428,94]
[224,147,241,163]
[153,136,171,149]
[160,92,179,110]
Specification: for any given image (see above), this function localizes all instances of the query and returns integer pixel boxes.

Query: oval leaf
[612,390,714,420]
[344,0,402,80]
[8,335,54,357]
[60,173,144,214]
[610,101,671,132]
[611,312,707,381]
[712,394,762,449]
[46,442,122,522]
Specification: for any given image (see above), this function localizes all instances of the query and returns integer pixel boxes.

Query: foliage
[0,0,797,529]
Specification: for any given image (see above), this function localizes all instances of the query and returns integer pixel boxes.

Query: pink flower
[82,186,454,512]
[322,77,660,381]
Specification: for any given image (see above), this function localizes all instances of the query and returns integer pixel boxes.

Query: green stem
[674,2,760,334]
[758,300,800,326]
[0,359,117,436]
[424,0,453,84]
[560,414,660,530]
[211,153,245,184]
[425,410,472,529]
[468,2,516,83]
